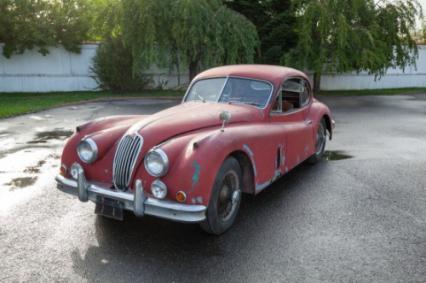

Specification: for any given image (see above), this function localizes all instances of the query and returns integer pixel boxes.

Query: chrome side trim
[55,174,206,223]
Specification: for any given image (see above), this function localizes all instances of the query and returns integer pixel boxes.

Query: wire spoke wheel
[217,170,240,222]
[200,157,242,235]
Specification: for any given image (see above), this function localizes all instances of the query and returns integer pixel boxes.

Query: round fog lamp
[151,179,167,199]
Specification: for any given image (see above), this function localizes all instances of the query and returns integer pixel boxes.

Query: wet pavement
[0,95,425,282]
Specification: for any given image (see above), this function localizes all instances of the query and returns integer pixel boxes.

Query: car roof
[194,65,310,86]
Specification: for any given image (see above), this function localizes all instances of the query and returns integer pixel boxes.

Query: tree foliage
[225,0,298,64]
[122,0,259,80]
[0,0,100,58]
[92,36,151,91]
[285,0,423,91]
[423,23,426,42]
[89,0,122,40]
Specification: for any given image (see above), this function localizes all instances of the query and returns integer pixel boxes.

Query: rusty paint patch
[191,196,204,204]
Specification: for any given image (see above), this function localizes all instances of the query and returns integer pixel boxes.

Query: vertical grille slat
[113,134,143,191]
[116,137,131,185]
[123,137,138,184]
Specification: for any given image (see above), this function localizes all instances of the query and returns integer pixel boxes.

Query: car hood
[127,101,264,144]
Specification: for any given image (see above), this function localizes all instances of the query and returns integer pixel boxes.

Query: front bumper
[55,169,206,223]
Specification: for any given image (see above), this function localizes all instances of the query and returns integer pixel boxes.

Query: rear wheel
[308,118,327,164]
[200,157,242,235]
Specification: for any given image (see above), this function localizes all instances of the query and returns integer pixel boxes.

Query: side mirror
[219,111,231,132]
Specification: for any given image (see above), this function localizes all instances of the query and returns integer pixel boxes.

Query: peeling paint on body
[191,161,201,191]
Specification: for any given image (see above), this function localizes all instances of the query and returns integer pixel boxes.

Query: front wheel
[200,157,242,235]
[308,118,327,164]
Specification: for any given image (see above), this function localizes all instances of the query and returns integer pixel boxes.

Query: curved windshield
[185,77,273,108]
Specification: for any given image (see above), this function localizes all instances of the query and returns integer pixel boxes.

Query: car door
[269,77,314,172]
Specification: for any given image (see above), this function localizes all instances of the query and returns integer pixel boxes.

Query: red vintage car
[56,65,334,234]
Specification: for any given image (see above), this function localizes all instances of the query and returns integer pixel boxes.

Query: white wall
[320,45,426,90]
[0,44,425,92]
[0,44,99,92]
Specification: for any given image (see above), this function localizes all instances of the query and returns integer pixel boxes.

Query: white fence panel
[320,45,426,90]
[0,44,99,92]
[0,44,425,92]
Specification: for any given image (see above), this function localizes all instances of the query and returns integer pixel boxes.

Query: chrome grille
[113,134,143,191]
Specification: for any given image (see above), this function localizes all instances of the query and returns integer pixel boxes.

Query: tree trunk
[313,72,321,94]
[189,61,198,82]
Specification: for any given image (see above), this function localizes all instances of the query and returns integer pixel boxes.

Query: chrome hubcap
[217,170,240,222]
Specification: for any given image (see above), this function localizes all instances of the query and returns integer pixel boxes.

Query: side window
[282,78,303,112]
[300,80,311,107]
[272,78,311,114]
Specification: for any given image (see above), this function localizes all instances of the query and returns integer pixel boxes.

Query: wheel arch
[229,150,256,195]
[322,114,333,140]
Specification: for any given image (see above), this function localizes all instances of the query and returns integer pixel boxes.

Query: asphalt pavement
[0,95,425,282]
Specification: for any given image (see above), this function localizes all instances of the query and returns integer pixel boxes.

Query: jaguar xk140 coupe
[56,65,334,234]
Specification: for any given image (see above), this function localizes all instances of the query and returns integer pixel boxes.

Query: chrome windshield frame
[182,76,275,110]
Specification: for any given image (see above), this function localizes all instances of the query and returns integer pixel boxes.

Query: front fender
[151,123,284,206]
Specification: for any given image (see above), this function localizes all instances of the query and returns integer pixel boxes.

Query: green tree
[285,0,422,92]
[423,23,426,42]
[92,36,151,91]
[89,0,122,41]
[122,0,259,81]
[0,0,96,58]
[225,0,298,64]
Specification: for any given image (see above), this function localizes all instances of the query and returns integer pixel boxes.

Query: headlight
[144,148,169,177]
[151,179,167,199]
[77,138,98,164]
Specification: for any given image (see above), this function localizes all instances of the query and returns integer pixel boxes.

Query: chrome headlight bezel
[144,148,169,177]
[77,138,98,164]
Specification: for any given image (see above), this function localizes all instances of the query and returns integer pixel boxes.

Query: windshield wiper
[197,94,206,102]
[227,100,260,107]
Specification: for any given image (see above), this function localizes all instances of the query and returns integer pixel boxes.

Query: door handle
[305,119,312,125]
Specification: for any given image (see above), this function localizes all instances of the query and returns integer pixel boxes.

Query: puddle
[0,144,51,159]
[24,167,40,174]
[23,160,46,174]
[0,130,11,138]
[47,153,60,159]
[324,150,353,161]
[6,177,38,190]
[29,115,45,121]
[28,129,73,144]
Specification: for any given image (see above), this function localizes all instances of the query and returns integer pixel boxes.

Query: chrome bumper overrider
[55,170,206,223]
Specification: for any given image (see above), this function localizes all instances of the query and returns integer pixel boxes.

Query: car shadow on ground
[70,160,331,281]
